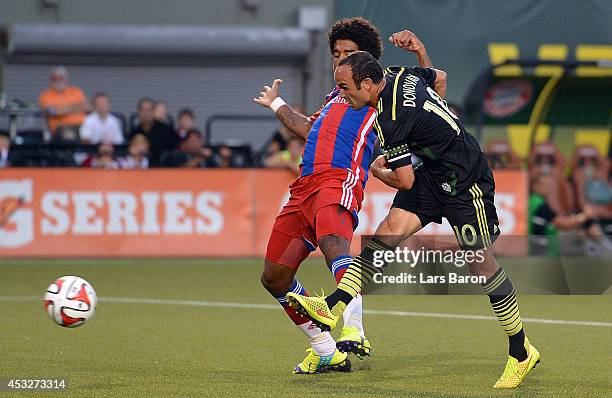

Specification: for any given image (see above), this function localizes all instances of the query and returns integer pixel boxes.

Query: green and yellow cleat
[286,292,343,332]
[336,326,371,359]
[293,348,351,374]
[493,338,541,389]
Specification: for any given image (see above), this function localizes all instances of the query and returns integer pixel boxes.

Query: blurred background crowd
[0,0,610,252]
[1,65,300,170]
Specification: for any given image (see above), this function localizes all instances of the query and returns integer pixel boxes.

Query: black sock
[508,329,527,360]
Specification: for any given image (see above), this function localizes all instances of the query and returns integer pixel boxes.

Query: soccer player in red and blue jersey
[255,18,433,373]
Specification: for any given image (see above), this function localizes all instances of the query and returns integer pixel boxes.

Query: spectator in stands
[264,124,292,157]
[79,92,123,145]
[570,144,611,208]
[161,128,212,168]
[39,66,88,139]
[176,108,196,140]
[260,105,305,162]
[0,133,11,168]
[118,134,150,169]
[213,146,236,168]
[154,100,174,129]
[264,136,304,176]
[130,98,178,167]
[529,173,610,255]
[82,143,119,169]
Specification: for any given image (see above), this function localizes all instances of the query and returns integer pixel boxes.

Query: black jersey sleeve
[409,66,437,87]
[379,72,419,170]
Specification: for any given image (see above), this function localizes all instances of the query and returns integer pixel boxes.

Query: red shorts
[266,169,364,269]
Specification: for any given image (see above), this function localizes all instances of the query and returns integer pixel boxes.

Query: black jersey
[374,66,489,196]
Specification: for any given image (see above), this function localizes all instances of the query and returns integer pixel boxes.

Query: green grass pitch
[0,258,610,397]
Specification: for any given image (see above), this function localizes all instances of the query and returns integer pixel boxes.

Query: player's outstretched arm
[389,30,432,68]
[253,79,312,140]
[370,155,415,190]
[389,30,447,98]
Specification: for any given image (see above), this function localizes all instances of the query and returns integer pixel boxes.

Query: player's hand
[253,79,283,108]
[389,30,425,53]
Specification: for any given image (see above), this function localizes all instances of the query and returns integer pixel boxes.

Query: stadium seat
[574,129,611,160]
[528,142,566,176]
[14,129,45,146]
[485,139,522,169]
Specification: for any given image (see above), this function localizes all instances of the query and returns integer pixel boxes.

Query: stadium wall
[0,0,335,117]
[0,0,332,26]
[0,169,527,258]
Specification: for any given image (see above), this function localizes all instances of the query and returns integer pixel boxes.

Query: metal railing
[204,114,278,145]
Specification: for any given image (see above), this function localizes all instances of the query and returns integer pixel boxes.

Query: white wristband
[270,97,286,113]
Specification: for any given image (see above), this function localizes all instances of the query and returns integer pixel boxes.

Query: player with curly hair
[254,18,433,374]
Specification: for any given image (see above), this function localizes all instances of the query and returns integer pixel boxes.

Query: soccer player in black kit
[287,51,541,389]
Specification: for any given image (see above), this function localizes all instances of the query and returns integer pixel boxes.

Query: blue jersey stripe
[301,100,375,181]
[301,104,331,176]
[330,106,367,170]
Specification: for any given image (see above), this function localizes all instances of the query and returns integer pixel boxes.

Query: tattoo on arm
[276,106,312,140]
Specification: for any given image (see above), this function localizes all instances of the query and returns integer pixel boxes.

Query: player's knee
[378,210,419,241]
[260,272,285,296]
[318,234,350,262]
[261,261,292,296]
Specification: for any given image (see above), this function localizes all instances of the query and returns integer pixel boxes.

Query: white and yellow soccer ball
[44,276,97,328]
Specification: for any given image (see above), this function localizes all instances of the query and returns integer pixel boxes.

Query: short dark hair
[177,108,195,119]
[91,92,108,104]
[328,17,383,60]
[92,91,107,100]
[338,51,383,89]
[182,128,202,141]
[137,97,154,110]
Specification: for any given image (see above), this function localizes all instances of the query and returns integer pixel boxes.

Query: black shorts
[392,169,500,250]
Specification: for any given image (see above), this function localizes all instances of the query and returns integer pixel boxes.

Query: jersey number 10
[423,87,461,135]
